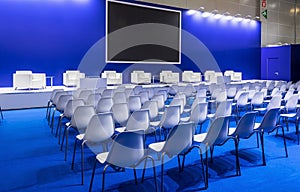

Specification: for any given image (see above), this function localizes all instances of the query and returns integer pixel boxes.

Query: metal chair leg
[234,139,241,176]
[71,138,78,170]
[89,159,98,192]
[281,126,288,157]
[260,132,266,166]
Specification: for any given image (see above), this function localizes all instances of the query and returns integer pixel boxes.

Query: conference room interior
[2,0,300,191]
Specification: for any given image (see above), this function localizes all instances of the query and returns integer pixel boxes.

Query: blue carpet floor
[1,108,300,192]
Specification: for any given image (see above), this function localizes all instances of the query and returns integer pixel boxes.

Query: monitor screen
[106,0,181,64]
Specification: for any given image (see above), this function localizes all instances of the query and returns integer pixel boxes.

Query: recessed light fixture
[211,9,218,14]
[234,14,243,21]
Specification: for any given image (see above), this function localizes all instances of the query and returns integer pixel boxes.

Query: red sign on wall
[262,0,267,8]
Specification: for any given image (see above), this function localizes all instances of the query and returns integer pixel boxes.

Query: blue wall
[0,0,104,87]
[261,46,291,81]
[291,44,300,82]
[0,0,261,87]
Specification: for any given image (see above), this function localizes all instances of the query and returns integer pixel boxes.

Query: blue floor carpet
[1,108,300,191]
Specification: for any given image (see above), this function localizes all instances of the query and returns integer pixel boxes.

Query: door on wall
[266,57,281,80]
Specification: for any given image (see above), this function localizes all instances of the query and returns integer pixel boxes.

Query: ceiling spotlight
[223,12,230,16]
[211,9,218,14]
[199,6,205,10]
[223,12,232,20]
[186,9,197,15]
[245,15,252,19]
[202,11,211,17]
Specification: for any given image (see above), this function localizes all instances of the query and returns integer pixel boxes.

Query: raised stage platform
[0,86,76,110]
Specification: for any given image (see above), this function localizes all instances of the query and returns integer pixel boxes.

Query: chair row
[12,70,86,89]
[46,84,297,191]
[12,69,242,90]
[204,70,242,84]
[102,70,242,85]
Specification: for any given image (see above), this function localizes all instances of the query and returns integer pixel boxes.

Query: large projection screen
[106,0,181,64]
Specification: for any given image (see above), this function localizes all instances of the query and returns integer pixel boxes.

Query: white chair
[131,71,151,84]
[111,103,130,127]
[57,99,85,145]
[254,108,288,165]
[89,131,157,192]
[224,70,242,81]
[204,70,215,82]
[71,113,115,184]
[160,71,179,84]
[13,70,46,89]
[128,95,142,113]
[112,92,127,104]
[228,111,258,175]
[156,105,181,140]
[204,71,223,84]
[32,73,46,89]
[193,116,233,187]
[101,71,122,85]
[217,75,231,84]
[63,105,96,161]
[63,70,85,87]
[149,122,205,191]
[95,97,113,114]
[209,72,223,84]
[182,71,202,83]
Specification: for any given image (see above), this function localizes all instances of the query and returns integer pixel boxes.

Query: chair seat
[180,116,190,122]
[158,111,164,115]
[115,127,126,133]
[207,114,215,118]
[150,121,160,127]
[193,133,207,143]
[280,113,297,118]
[148,141,165,152]
[253,107,267,112]
[96,152,109,164]
[254,123,260,130]
[76,133,85,140]
[228,128,236,136]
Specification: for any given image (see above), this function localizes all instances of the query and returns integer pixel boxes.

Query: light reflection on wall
[185,9,259,28]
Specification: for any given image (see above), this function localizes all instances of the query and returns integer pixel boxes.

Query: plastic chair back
[190,102,208,124]
[215,100,232,117]
[64,99,85,118]
[111,103,130,126]
[126,109,150,132]
[285,94,298,112]
[96,97,113,113]
[163,122,194,157]
[128,95,142,113]
[56,95,73,111]
[70,105,95,133]
[160,105,180,129]
[101,89,114,97]
[152,94,165,111]
[258,108,280,132]
[84,113,115,143]
[86,93,101,108]
[234,112,257,138]
[142,100,159,121]
[267,96,282,111]
[203,116,230,146]
[251,91,264,106]
[106,131,144,167]
[237,92,249,107]
[113,92,127,104]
